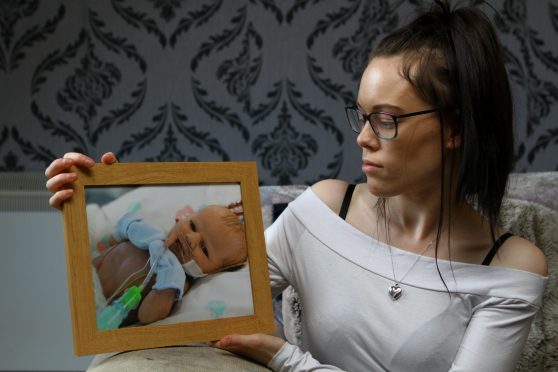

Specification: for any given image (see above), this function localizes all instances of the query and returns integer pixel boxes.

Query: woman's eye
[379,120,394,128]
[189,220,196,232]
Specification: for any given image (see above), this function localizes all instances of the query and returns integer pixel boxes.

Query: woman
[46,1,547,370]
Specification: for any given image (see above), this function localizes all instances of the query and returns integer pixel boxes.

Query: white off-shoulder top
[266,188,547,372]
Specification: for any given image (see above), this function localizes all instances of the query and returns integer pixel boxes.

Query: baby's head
[167,205,247,274]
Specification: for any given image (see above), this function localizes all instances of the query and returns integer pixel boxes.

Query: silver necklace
[388,240,434,300]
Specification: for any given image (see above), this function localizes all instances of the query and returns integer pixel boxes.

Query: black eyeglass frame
[345,106,439,140]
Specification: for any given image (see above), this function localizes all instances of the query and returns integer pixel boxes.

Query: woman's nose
[356,121,380,150]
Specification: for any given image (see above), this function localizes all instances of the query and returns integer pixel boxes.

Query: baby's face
[168,205,247,273]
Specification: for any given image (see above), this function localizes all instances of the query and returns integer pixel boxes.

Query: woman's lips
[362,160,383,172]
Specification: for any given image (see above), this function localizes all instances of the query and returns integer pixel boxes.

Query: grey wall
[0,0,557,185]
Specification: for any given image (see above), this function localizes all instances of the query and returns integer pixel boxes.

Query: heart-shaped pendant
[389,284,402,300]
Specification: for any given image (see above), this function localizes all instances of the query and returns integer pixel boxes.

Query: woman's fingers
[48,188,74,209]
[46,172,78,209]
[44,157,73,179]
[45,152,117,210]
[45,171,77,193]
[45,153,95,209]
[45,153,94,181]
[45,152,115,180]
[211,333,285,366]
[62,152,95,167]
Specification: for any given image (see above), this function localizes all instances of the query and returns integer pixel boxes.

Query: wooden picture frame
[61,162,274,355]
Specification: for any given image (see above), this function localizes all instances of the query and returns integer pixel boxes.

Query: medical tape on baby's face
[182,260,207,278]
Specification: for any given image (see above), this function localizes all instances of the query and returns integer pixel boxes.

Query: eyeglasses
[345,106,438,140]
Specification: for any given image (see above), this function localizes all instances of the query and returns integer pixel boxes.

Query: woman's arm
[449,298,541,372]
[213,336,343,371]
[450,238,547,371]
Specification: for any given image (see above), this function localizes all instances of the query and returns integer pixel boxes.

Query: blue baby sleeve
[151,247,186,299]
[113,213,166,251]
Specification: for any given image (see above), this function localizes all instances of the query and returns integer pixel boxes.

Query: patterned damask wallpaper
[0,0,556,185]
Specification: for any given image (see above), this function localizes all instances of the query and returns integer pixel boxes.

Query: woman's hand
[45,151,117,209]
[211,333,285,366]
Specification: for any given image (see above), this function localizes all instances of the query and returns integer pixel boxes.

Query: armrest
[87,345,271,371]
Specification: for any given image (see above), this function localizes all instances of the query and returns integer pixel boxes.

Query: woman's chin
[365,178,394,198]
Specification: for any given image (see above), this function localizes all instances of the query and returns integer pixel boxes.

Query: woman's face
[356,55,448,198]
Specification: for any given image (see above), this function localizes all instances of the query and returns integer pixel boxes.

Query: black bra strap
[339,184,356,220]
[481,232,513,266]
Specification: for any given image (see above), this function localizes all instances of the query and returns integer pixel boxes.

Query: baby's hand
[166,220,194,263]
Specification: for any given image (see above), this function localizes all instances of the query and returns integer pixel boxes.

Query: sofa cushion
[499,198,558,371]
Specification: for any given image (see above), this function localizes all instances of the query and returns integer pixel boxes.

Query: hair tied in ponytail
[433,0,452,15]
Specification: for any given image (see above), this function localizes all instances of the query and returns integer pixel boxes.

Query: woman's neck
[384,192,446,241]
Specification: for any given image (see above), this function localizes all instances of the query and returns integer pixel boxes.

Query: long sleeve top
[266,189,547,372]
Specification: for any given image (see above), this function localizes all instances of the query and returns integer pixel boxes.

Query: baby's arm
[137,288,176,324]
[137,281,191,324]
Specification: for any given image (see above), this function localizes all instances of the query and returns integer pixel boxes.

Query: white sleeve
[265,204,345,372]
[450,298,540,372]
[265,206,304,298]
[268,343,343,372]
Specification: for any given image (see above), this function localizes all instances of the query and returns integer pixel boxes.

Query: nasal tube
[97,255,161,330]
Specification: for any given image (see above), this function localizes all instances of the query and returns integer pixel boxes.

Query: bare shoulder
[310,179,351,214]
[492,235,548,276]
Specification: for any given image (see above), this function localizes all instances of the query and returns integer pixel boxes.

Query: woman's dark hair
[372,0,514,235]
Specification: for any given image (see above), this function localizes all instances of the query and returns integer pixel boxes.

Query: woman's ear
[446,123,461,150]
[446,133,461,149]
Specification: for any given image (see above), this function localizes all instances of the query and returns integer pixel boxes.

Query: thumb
[100,152,118,164]
[214,334,247,348]
[211,333,285,366]
[165,233,178,248]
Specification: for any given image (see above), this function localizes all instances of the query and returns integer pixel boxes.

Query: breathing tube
[96,254,161,330]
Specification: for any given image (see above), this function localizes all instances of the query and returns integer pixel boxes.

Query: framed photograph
[61,162,274,355]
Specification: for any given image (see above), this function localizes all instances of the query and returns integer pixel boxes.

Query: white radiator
[0,172,51,211]
[0,172,93,370]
